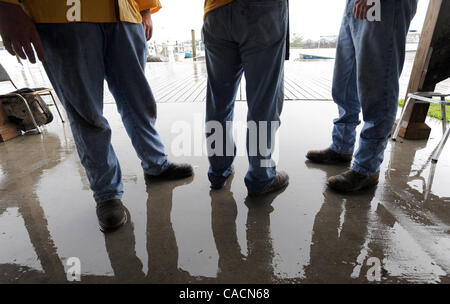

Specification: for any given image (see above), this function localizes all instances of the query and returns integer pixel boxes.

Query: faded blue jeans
[203,0,288,193]
[330,0,417,175]
[37,22,169,203]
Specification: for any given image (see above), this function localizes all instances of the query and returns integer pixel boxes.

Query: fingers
[354,2,367,20]
[143,24,152,41]
[147,26,153,41]
[2,38,15,56]
[361,6,368,19]
[353,2,360,19]
[356,2,362,19]
[1,34,45,63]
[12,40,26,60]
[358,5,364,19]
[31,32,45,62]
[22,41,36,64]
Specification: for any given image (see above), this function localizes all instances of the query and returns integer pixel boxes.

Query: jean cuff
[208,165,233,180]
[351,162,379,176]
[330,144,354,155]
[245,177,275,194]
[143,158,171,176]
[95,193,123,204]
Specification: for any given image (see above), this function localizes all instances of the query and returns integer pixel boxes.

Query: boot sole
[145,170,194,182]
[327,179,379,193]
[248,179,289,197]
[306,155,352,165]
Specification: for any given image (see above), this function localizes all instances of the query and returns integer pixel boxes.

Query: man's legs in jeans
[204,0,288,194]
[239,1,287,193]
[330,4,361,156]
[103,23,170,176]
[38,23,175,203]
[352,0,417,175]
[38,23,124,203]
[320,0,417,191]
[203,5,243,187]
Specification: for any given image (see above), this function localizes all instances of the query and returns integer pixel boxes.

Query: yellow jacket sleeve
[136,0,161,13]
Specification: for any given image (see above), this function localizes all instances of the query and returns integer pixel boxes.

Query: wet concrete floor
[0,101,449,283]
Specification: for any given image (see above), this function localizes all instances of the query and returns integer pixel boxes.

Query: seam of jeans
[106,24,166,171]
[382,3,397,116]
[338,19,357,155]
[44,59,97,177]
[95,192,123,204]
[109,71,150,164]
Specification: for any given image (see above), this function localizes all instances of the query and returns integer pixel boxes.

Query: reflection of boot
[302,164,374,283]
[0,132,68,282]
[242,178,287,283]
[104,207,145,283]
[244,178,287,208]
[210,174,246,283]
[146,176,193,283]
[146,174,194,191]
[244,198,275,284]
[248,171,289,197]
[306,148,352,164]
[144,163,193,182]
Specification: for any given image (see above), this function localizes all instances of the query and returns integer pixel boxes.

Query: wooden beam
[397,0,450,139]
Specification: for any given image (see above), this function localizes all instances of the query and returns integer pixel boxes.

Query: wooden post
[0,101,21,142]
[396,0,450,139]
[191,29,197,61]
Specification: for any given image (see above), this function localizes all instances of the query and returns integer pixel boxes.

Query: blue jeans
[37,23,169,203]
[330,0,417,175]
[203,0,288,193]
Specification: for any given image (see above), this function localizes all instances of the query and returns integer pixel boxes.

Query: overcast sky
[152,0,430,42]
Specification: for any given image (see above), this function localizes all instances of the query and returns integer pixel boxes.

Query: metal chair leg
[441,96,447,135]
[49,90,65,123]
[13,93,41,134]
[424,162,437,200]
[392,96,413,141]
[432,126,450,163]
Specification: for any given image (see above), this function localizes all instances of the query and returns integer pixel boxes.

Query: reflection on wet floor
[0,102,449,283]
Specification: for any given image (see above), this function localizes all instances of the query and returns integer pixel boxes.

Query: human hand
[141,9,153,41]
[353,0,373,20]
[0,2,45,63]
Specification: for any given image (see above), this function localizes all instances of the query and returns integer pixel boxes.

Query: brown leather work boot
[306,148,352,164]
[248,171,289,197]
[327,170,379,192]
[144,163,193,182]
[96,199,127,232]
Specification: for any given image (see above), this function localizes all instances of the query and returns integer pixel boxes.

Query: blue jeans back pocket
[245,0,285,47]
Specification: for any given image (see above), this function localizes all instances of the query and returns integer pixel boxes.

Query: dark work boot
[96,199,127,232]
[306,148,352,164]
[327,170,379,192]
[145,163,193,182]
[248,171,289,197]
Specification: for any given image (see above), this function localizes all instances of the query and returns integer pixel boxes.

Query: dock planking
[1,51,449,105]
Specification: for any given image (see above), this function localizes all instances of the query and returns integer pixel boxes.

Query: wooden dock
[1,51,449,104]
[142,60,335,102]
